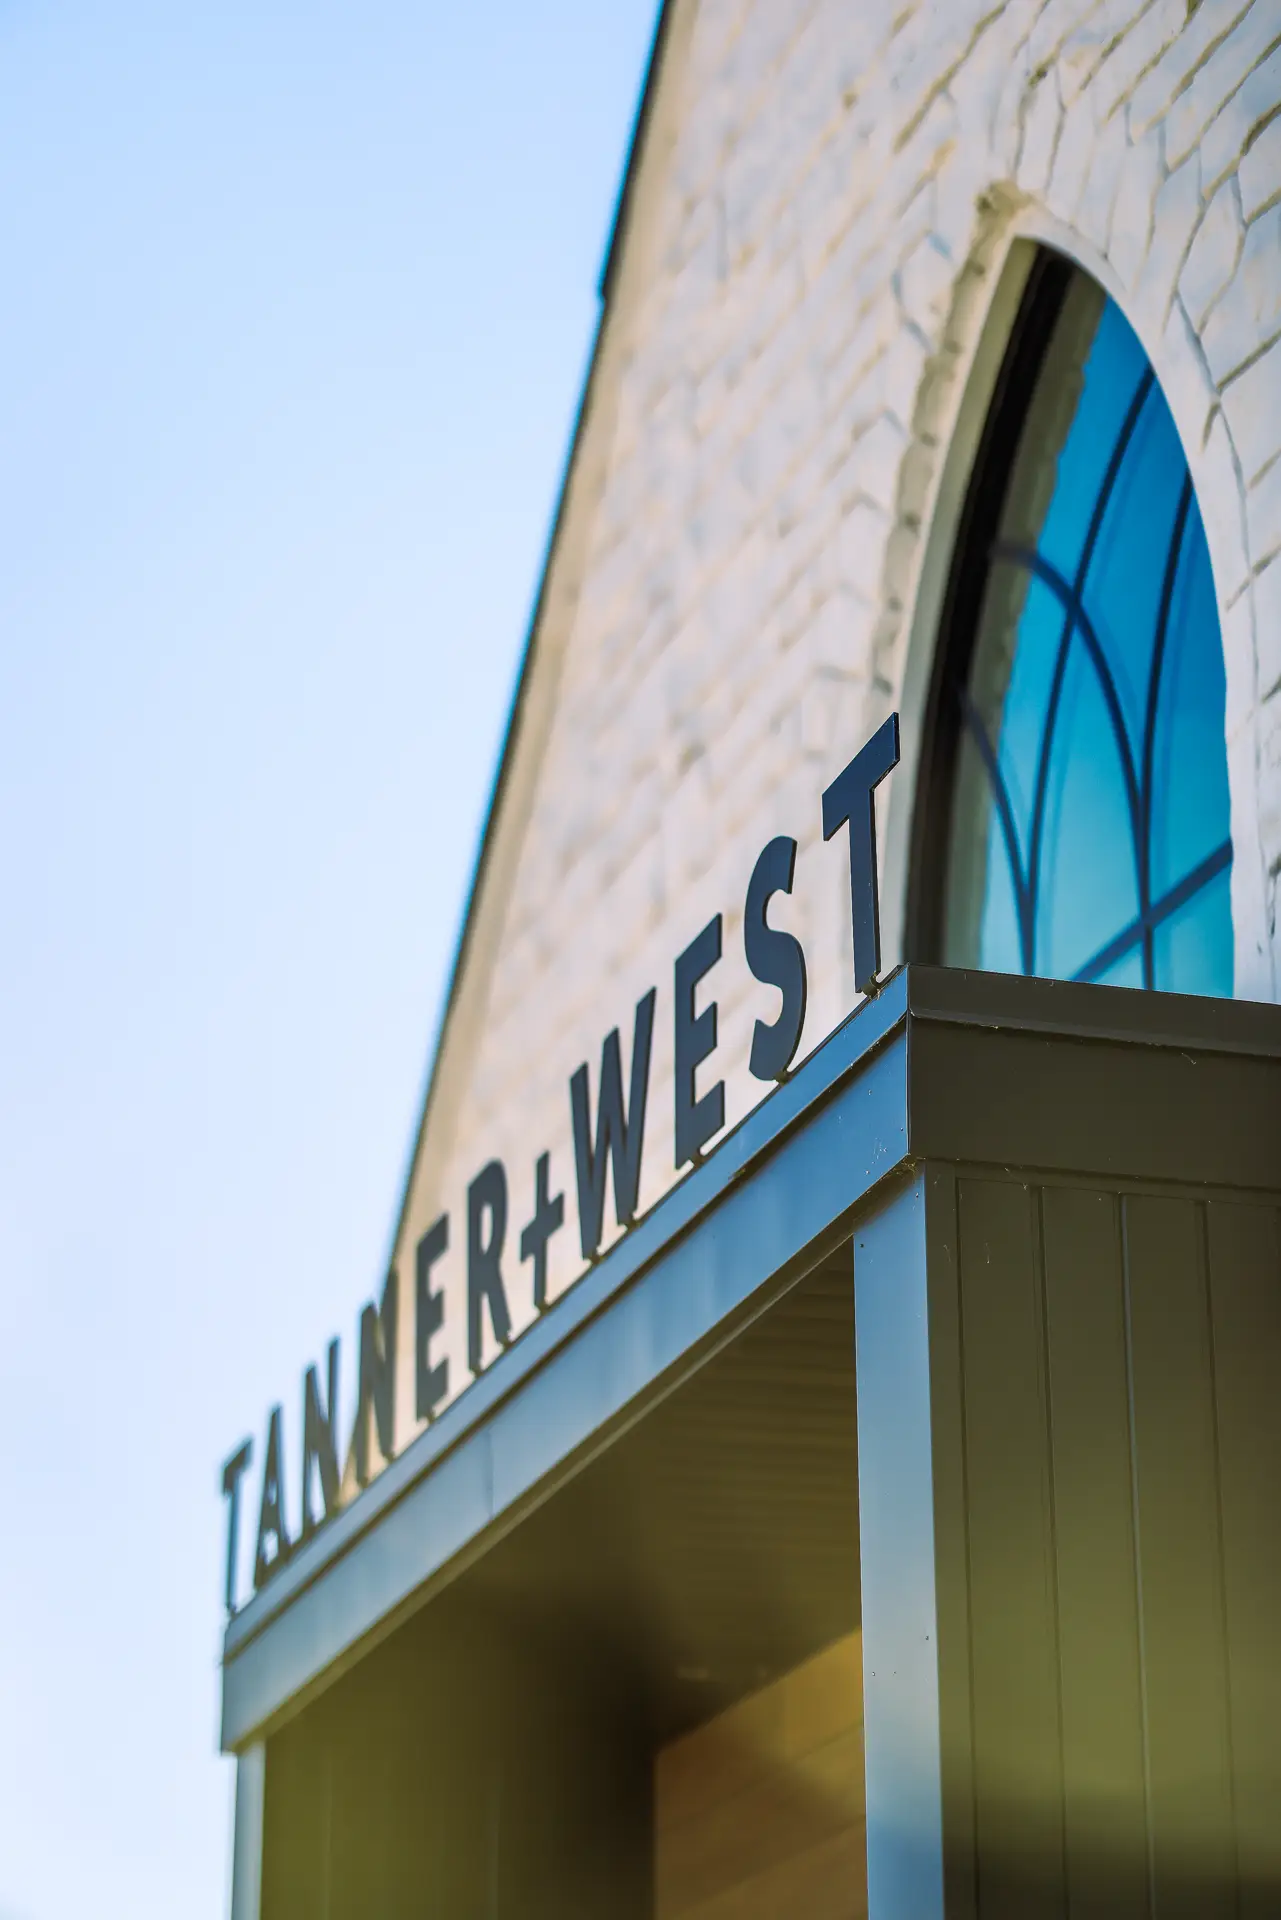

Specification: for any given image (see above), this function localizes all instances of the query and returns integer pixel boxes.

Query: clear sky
[0,3,659,1912]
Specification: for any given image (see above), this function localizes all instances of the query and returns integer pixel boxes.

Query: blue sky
[0,3,658,1912]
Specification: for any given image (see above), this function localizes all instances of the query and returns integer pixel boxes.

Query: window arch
[911,251,1233,996]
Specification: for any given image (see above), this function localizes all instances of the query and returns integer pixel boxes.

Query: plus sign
[519,1150,565,1312]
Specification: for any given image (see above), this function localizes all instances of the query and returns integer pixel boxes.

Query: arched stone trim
[878,19,1280,999]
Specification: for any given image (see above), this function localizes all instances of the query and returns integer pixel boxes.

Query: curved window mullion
[1015,367,1153,963]
[929,259,1231,1000]
[1139,476,1195,928]
[955,683,1034,972]
[993,547,1144,856]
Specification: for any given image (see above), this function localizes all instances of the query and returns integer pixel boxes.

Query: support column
[853,1170,973,1920]
[230,1742,266,1920]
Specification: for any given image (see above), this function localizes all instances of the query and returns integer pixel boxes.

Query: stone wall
[372,0,1281,1458]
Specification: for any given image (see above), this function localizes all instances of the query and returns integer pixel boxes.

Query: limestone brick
[1222,331,1281,482]
[1238,108,1281,220]
[359,0,1281,1474]
[1132,149,1203,340]
[1129,0,1256,142]
[1253,550,1281,698]
[1197,37,1281,193]
[1201,195,1281,381]
[1017,67,1066,196]
[1089,0,1184,126]
[1164,4,1281,169]
[1109,119,1164,290]
[1248,452,1281,571]
[1180,176,1244,330]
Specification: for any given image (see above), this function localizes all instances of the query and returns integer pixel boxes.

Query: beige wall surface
[347,0,1281,1479]
[655,1632,867,1920]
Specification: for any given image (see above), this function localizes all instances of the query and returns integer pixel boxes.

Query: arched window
[912,253,1233,996]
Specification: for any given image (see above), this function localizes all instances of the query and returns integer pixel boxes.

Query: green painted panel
[957,1178,1064,1917]
[1206,1202,1281,1913]
[1124,1195,1235,1918]
[1041,1185,1148,1914]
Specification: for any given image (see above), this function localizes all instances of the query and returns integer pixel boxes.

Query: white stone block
[1018,68,1065,195]
[1165,6,1281,175]
[1047,83,1098,222]
[1239,108,1281,221]
[1221,330,1281,482]
[1075,97,1130,256]
[1180,174,1245,329]
[1221,566,1259,734]
[1201,405,1253,602]
[1253,550,1281,702]
[1109,130,1163,290]
[1199,40,1281,194]
[1129,0,1254,142]
[1201,201,1281,382]
[1132,150,1204,339]
[1248,450,1281,571]
[1088,0,1184,126]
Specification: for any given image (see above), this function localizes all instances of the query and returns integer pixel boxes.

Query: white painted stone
[1132,150,1204,339]
[348,0,1281,1477]
[1109,126,1163,290]
[1165,5,1281,177]
[1239,108,1281,221]
[1201,404,1254,602]
[1253,550,1281,700]
[1018,68,1065,195]
[1202,200,1281,382]
[1163,297,1219,458]
[1248,451,1281,572]
[1131,0,1256,139]
[1088,0,1184,126]
[1198,39,1281,193]
[1180,175,1245,330]
[1222,331,1281,482]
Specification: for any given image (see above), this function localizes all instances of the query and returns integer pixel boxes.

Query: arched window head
[912,253,1233,996]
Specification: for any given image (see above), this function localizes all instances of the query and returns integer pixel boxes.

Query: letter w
[570,988,656,1261]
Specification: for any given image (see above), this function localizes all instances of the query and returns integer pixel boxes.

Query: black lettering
[744,836,808,1081]
[220,1437,253,1615]
[415,1213,450,1421]
[468,1162,512,1374]
[300,1340,340,1542]
[570,987,657,1260]
[253,1405,291,1590]
[353,1267,398,1487]
[821,713,900,996]
[674,915,725,1166]
[519,1152,565,1312]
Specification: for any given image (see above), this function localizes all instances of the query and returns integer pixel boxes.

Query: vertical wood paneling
[1206,1202,1281,1912]
[957,1179,1064,1917]
[1040,1186,1148,1915]
[1123,1196,1236,1917]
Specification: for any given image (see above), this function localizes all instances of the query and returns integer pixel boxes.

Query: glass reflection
[942,270,1232,996]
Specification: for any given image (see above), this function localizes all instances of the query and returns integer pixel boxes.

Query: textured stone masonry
[358,0,1281,1471]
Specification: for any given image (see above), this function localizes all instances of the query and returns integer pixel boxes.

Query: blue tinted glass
[1082,388,1186,761]
[1154,865,1233,996]
[1034,639,1139,979]
[942,271,1232,997]
[1038,301,1147,585]
[977,791,1023,974]
[987,567,1062,864]
[1094,945,1145,988]
[1150,511,1231,899]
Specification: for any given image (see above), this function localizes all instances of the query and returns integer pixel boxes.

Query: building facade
[220,2,1281,1913]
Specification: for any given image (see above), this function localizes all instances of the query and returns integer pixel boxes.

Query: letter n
[353,1267,398,1488]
